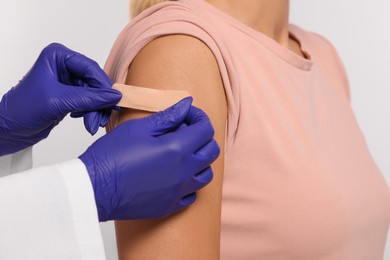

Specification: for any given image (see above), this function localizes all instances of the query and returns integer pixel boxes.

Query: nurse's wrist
[0,120,15,156]
[0,122,36,156]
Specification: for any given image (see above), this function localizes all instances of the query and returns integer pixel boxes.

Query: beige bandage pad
[112,83,191,112]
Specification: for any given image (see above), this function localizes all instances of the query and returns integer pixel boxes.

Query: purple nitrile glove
[0,43,121,156]
[79,97,220,221]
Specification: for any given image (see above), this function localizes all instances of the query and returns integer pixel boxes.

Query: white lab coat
[0,148,106,260]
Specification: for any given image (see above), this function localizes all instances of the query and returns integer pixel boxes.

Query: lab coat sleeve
[0,147,33,177]
[0,159,106,260]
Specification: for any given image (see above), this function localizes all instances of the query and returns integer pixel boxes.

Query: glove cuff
[78,152,110,222]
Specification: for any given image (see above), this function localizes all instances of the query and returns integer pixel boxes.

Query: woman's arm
[115,35,227,259]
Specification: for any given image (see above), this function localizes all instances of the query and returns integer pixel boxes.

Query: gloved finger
[70,111,84,118]
[59,84,122,113]
[83,111,108,135]
[68,78,88,88]
[193,139,220,166]
[184,105,213,126]
[70,108,114,120]
[161,106,215,153]
[178,139,219,179]
[179,193,197,208]
[177,122,189,130]
[99,110,111,127]
[83,112,100,135]
[64,51,113,89]
[143,97,193,136]
[165,193,197,216]
[74,108,112,134]
[40,43,106,88]
[184,167,214,195]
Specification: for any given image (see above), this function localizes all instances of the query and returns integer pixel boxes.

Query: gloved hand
[79,97,220,221]
[0,43,121,156]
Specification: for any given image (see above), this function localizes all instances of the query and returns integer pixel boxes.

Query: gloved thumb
[60,84,122,113]
[144,97,193,136]
[82,110,111,136]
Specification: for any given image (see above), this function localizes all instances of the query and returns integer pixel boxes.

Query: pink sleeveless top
[105,1,390,259]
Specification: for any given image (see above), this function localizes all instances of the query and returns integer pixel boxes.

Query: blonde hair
[131,0,174,18]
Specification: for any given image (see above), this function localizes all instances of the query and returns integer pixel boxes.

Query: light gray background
[0,1,388,259]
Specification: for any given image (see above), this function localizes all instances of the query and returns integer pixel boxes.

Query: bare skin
[114,0,307,259]
[115,35,226,259]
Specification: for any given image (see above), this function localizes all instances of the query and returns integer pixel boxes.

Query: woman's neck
[205,0,290,47]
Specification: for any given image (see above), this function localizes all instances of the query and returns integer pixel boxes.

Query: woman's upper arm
[115,35,227,259]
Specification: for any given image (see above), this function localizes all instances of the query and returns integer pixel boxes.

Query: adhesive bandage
[112,83,191,112]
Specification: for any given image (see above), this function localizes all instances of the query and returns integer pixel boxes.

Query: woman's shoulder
[128,1,207,33]
[105,1,228,82]
[289,24,350,99]
[289,24,342,62]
